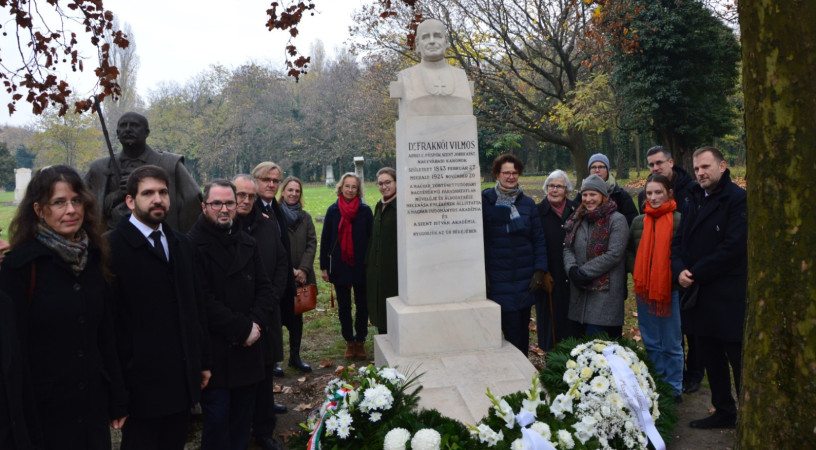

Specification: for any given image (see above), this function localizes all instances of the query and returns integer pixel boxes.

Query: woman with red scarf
[627,174,683,400]
[320,173,373,360]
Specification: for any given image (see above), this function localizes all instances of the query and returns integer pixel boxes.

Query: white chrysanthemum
[383,428,411,450]
[369,411,382,422]
[531,421,552,440]
[566,359,578,369]
[411,429,442,450]
[557,429,575,449]
[379,367,406,383]
[511,438,525,450]
[359,384,394,411]
[591,353,608,368]
[590,375,610,394]
[580,366,594,380]
[563,369,579,385]
[592,342,607,353]
[324,378,343,395]
[336,409,352,427]
[572,416,597,444]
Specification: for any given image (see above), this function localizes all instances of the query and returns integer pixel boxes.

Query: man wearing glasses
[188,179,276,450]
[636,146,694,212]
[579,153,639,225]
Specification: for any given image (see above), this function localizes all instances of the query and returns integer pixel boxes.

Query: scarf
[494,182,525,233]
[633,199,677,316]
[35,222,89,276]
[281,201,302,228]
[563,200,618,291]
[337,196,360,266]
[549,199,567,218]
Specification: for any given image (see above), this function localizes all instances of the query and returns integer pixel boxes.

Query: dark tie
[149,230,167,262]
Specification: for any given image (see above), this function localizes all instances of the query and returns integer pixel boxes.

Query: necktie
[149,230,167,262]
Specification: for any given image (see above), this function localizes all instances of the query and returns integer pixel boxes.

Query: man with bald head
[85,112,202,232]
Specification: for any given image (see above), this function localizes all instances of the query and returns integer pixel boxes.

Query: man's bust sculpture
[391,18,474,117]
[85,112,202,231]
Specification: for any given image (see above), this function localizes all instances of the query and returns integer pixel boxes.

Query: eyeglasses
[500,171,519,177]
[589,165,608,171]
[236,192,257,202]
[205,201,237,210]
[377,180,394,187]
[47,198,83,210]
[547,184,567,191]
[258,177,281,184]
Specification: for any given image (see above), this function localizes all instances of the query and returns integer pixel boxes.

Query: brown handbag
[294,284,318,315]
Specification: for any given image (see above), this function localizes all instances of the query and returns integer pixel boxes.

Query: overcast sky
[1,0,364,127]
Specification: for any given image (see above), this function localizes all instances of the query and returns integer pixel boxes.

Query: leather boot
[345,341,355,359]
[287,321,312,373]
[354,341,367,360]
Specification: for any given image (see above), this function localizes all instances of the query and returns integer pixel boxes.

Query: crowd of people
[0,110,747,450]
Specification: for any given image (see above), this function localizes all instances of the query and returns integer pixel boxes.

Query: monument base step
[373,335,538,424]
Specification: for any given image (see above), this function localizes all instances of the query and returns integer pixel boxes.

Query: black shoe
[255,436,282,450]
[272,403,287,414]
[289,357,312,373]
[682,380,700,394]
[689,411,736,429]
[272,363,284,377]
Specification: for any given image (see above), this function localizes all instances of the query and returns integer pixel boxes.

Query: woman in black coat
[536,170,581,351]
[0,165,127,450]
[320,173,373,360]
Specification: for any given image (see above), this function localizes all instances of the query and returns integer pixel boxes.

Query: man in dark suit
[188,179,276,450]
[671,146,747,429]
[106,165,211,449]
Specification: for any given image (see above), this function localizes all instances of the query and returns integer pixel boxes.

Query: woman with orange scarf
[627,174,683,401]
[320,173,373,360]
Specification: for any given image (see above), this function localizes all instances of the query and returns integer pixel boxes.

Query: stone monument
[374,18,536,424]
[325,164,335,188]
[354,156,365,204]
[14,168,31,205]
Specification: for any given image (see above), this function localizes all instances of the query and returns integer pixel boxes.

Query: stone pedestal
[353,156,365,204]
[14,168,31,205]
[325,164,335,188]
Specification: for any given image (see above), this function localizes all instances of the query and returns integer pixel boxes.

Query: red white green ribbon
[306,387,352,450]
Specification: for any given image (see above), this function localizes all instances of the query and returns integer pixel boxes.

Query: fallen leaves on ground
[318,359,333,368]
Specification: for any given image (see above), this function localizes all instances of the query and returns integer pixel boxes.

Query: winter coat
[482,188,548,312]
[287,209,318,287]
[238,207,287,363]
[536,197,579,343]
[626,211,682,282]
[107,216,210,418]
[637,165,694,212]
[188,216,275,389]
[670,169,747,341]
[563,211,629,326]
[365,199,398,331]
[255,197,297,322]
[320,200,374,286]
[0,240,128,450]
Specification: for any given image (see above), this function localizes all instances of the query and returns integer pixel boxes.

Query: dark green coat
[627,211,682,290]
[365,199,398,331]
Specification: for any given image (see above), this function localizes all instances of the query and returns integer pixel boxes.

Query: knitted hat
[587,153,610,170]
[580,174,609,195]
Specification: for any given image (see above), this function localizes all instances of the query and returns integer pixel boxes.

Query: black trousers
[683,332,705,384]
[252,365,277,440]
[698,335,742,415]
[501,306,532,356]
[120,409,190,450]
[335,283,368,342]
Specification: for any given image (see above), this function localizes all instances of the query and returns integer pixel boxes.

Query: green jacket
[627,211,682,289]
[365,199,398,331]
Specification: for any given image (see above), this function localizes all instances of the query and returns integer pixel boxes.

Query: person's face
[645,181,671,209]
[35,181,84,239]
[341,176,359,201]
[546,177,568,204]
[693,151,726,193]
[581,190,604,211]
[377,174,396,199]
[497,162,520,190]
[282,181,302,206]
[416,21,448,62]
[126,177,170,227]
[256,168,282,203]
[234,178,257,217]
[647,153,674,178]
[116,114,149,146]
[202,185,237,229]
[588,162,609,181]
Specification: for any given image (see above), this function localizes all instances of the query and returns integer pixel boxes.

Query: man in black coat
[234,174,287,450]
[671,147,747,429]
[188,179,276,450]
[106,165,211,449]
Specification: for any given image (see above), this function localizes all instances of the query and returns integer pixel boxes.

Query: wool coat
[482,188,548,312]
[106,216,210,418]
[287,209,318,286]
[0,240,128,450]
[365,199,398,331]
[188,216,276,389]
[255,197,297,323]
[319,200,374,286]
[563,211,629,327]
[536,197,579,345]
[670,170,747,342]
[238,207,287,363]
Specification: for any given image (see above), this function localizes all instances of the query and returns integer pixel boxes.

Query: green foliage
[0,143,16,190]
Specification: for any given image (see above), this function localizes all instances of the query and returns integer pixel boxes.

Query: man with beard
[106,165,211,449]
[233,174,287,450]
[188,180,276,450]
[86,112,202,232]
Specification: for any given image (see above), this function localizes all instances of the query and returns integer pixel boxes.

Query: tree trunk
[737,1,816,447]
[568,127,589,183]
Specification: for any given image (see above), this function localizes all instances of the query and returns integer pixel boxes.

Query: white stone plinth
[374,335,537,424]
[14,168,31,205]
[385,296,501,356]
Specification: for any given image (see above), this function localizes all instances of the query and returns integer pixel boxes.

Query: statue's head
[415,19,449,63]
[116,112,150,147]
